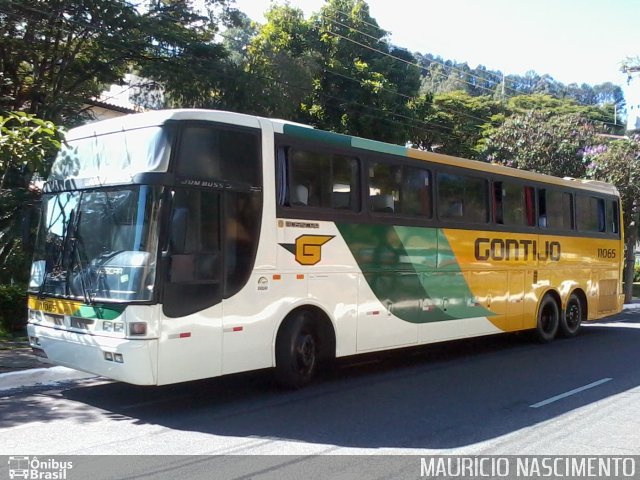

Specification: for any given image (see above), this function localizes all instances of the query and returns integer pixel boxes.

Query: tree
[0,112,62,283]
[409,91,502,159]
[0,0,236,123]
[482,110,596,178]
[584,136,640,303]
[240,4,321,120]
[305,0,421,143]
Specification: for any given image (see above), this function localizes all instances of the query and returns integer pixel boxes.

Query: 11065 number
[597,248,617,259]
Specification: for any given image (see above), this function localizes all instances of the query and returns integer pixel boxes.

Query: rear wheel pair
[535,293,583,342]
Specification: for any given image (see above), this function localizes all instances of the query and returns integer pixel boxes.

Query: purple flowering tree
[482,110,596,178]
[584,136,640,302]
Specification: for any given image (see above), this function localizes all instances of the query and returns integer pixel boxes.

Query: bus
[26,109,624,388]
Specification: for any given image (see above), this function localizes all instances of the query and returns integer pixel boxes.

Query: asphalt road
[1,310,640,461]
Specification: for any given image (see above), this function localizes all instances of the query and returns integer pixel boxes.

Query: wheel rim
[294,331,316,377]
[540,302,558,335]
[566,300,581,331]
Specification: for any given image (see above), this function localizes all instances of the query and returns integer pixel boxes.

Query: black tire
[535,294,559,343]
[559,293,583,338]
[275,311,319,389]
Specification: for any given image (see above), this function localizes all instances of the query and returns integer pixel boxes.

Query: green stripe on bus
[337,223,493,324]
[282,124,352,148]
[351,137,407,157]
[75,304,126,320]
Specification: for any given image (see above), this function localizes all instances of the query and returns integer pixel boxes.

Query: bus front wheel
[535,295,559,343]
[275,311,319,389]
[559,293,583,337]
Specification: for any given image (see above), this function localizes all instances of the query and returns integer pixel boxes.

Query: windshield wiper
[71,212,95,305]
[65,193,97,305]
[38,196,74,299]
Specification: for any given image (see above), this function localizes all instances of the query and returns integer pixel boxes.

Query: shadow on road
[4,312,640,449]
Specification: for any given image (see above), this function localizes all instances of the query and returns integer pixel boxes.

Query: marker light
[129,322,147,336]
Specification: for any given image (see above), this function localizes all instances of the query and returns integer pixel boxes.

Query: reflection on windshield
[29,186,161,302]
[50,126,171,183]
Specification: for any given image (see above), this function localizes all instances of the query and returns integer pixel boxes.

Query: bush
[635,264,640,283]
[0,284,27,333]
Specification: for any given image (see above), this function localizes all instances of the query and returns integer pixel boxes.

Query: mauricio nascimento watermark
[420,456,637,478]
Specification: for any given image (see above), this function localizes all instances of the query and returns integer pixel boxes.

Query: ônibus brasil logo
[7,456,73,479]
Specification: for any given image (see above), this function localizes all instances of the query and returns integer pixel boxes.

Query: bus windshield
[50,126,171,184]
[28,186,162,303]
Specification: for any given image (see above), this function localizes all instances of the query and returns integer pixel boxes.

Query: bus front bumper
[27,323,158,385]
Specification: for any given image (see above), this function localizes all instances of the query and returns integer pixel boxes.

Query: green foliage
[0,0,236,123]
[0,284,27,333]
[0,112,62,188]
[417,54,624,111]
[0,112,62,283]
[305,0,422,143]
[583,136,640,231]
[409,91,503,159]
[240,4,321,120]
[482,110,596,178]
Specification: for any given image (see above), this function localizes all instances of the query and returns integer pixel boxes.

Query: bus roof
[67,109,619,197]
[274,121,620,198]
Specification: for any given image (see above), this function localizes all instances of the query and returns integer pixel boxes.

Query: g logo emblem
[295,235,334,265]
[280,235,334,266]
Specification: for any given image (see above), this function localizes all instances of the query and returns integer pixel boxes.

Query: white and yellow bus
[27,109,624,388]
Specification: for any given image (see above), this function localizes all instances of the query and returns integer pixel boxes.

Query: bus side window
[281,147,359,211]
[538,189,547,227]
[607,200,620,234]
[538,189,573,230]
[576,194,605,233]
[437,172,488,223]
[494,182,536,227]
[401,166,432,217]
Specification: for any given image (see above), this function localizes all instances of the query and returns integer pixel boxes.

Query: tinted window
[368,163,432,217]
[494,181,535,226]
[538,190,573,230]
[282,148,359,211]
[576,195,605,232]
[177,125,260,186]
[607,200,620,234]
[437,173,488,222]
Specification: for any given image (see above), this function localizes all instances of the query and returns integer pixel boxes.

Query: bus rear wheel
[275,311,319,389]
[559,293,583,337]
[535,294,559,343]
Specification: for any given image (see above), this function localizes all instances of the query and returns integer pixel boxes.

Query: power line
[320,15,622,130]
[1,2,621,133]
[321,13,512,98]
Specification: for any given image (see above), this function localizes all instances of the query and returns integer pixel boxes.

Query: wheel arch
[539,288,562,311]
[273,304,337,365]
[566,287,588,318]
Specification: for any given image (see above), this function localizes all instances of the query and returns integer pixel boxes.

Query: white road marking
[530,378,612,408]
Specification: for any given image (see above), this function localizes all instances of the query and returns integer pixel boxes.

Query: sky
[229,0,640,87]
